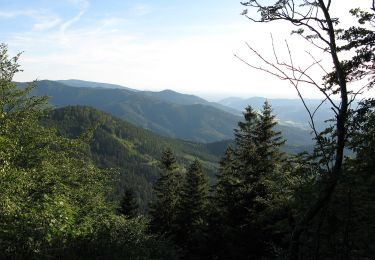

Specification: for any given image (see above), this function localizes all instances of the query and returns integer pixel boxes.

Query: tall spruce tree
[215,146,241,218]
[212,102,287,259]
[256,100,286,171]
[210,146,246,259]
[149,148,180,235]
[118,188,138,218]
[234,106,259,174]
[175,159,209,258]
[250,100,286,214]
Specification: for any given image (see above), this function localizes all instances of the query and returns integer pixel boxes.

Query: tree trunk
[289,1,349,259]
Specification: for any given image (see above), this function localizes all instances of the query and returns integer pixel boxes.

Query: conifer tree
[249,100,286,210]
[149,148,180,235]
[210,146,246,259]
[118,188,138,218]
[256,100,286,171]
[215,146,241,215]
[175,159,209,258]
[234,106,259,172]
[213,102,287,258]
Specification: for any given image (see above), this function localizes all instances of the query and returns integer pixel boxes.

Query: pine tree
[256,100,286,171]
[250,100,286,209]
[160,148,178,171]
[210,146,246,259]
[175,159,209,258]
[149,148,180,235]
[232,105,261,220]
[118,188,138,218]
[215,146,241,215]
[212,102,287,258]
[234,106,259,173]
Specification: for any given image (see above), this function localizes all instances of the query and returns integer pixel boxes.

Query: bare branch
[306,51,328,74]
[271,34,280,64]
[312,97,328,118]
[348,85,367,107]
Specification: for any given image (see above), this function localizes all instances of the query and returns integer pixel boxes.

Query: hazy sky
[1,0,373,100]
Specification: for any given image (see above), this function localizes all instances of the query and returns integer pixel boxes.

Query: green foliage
[212,102,289,258]
[150,148,181,236]
[0,44,176,259]
[175,159,209,258]
[43,106,221,212]
[69,215,177,260]
[326,7,375,90]
[118,188,139,218]
[0,43,110,258]
[215,146,241,216]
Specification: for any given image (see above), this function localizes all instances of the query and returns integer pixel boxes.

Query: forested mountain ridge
[21,80,314,146]
[55,79,242,115]
[141,89,242,115]
[42,106,223,210]
[26,80,241,142]
[42,105,315,212]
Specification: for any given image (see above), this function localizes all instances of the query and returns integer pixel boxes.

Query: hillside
[43,106,221,211]
[28,80,240,143]
[141,89,241,115]
[25,80,313,146]
[57,79,241,115]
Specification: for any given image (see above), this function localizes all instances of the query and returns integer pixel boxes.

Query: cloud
[60,9,86,33]
[0,10,38,19]
[58,2,89,44]
[133,4,152,16]
[33,17,62,31]
[0,10,61,31]
[0,11,19,18]
[67,0,90,9]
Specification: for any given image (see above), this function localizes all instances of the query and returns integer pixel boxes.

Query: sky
[1,0,373,100]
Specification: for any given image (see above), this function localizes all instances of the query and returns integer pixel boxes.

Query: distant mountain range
[20,79,314,146]
[219,96,335,130]
[141,89,241,115]
[60,80,241,115]
[26,80,240,142]
[57,79,137,91]
[57,79,333,131]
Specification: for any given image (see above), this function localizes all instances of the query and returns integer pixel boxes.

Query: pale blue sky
[0,0,372,100]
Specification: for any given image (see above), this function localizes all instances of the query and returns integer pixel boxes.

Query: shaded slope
[142,89,241,115]
[43,106,221,211]
[29,80,240,142]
